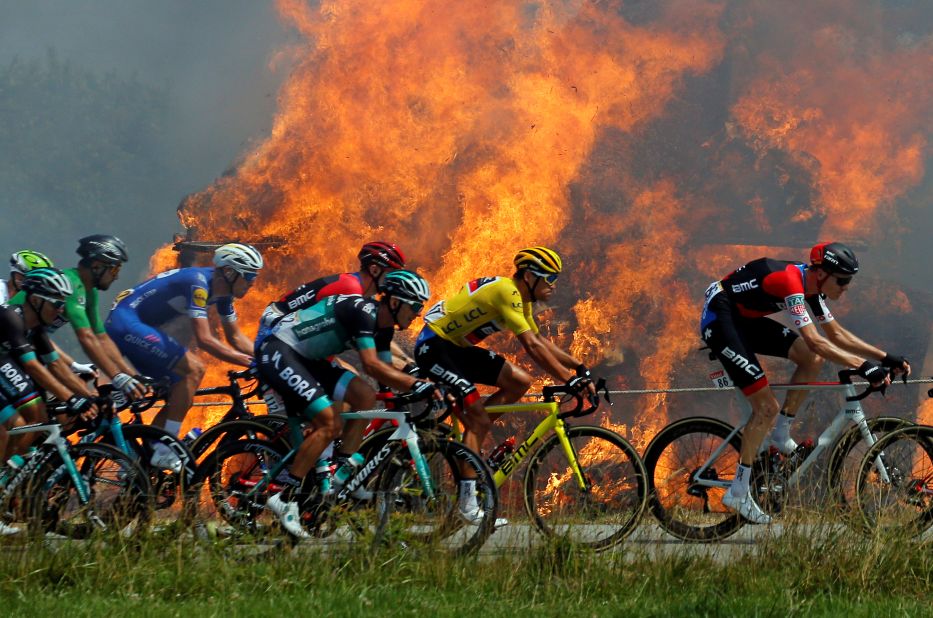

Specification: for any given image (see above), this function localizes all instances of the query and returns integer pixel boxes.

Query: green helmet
[10,250,54,275]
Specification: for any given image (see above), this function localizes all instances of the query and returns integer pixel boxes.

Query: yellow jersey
[423,277,538,347]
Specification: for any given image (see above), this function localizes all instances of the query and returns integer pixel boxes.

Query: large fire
[150,0,930,443]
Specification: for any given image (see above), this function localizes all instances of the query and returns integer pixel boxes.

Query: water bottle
[333,453,365,487]
[315,458,334,494]
[0,455,26,488]
[486,437,516,470]
[182,427,203,446]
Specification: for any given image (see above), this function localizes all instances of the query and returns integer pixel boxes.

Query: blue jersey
[111,267,236,327]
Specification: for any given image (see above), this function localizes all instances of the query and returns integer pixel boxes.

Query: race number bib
[709,369,734,389]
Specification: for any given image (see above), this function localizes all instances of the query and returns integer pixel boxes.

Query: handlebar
[543,377,611,419]
[839,368,889,402]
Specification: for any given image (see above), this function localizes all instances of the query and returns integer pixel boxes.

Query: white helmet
[213,243,264,276]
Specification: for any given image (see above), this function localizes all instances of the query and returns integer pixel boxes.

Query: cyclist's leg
[337,374,375,455]
[0,355,42,454]
[702,297,776,522]
[154,351,204,431]
[485,361,532,408]
[769,336,823,450]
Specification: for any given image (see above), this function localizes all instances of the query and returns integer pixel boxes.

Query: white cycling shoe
[266,492,310,539]
[149,446,183,474]
[458,503,509,528]
[0,521,21,536]
[722,491,771,524]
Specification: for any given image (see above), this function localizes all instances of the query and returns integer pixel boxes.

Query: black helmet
[77,234,128,265]
[810,242,859,276]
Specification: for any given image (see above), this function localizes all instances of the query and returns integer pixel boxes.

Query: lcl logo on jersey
[731,279,758,294]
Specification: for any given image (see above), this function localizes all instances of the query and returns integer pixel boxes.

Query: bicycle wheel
[855,425,933,536]
[189,418,289,461]
[206,438,287,536]
[375,438,497,556]
[643,417,744,542]
[523,425,646,550]
[826,416,914,510]
[111,424,199,519]
[30,443,151,538]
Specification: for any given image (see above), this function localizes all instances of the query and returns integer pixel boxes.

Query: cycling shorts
[256,337,356,420]
[700,292,799,396]
[413,330,505,404]
[106,307,186,384]
[0,353,40,414]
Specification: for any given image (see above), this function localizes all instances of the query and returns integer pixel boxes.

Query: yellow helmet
[513,246,562,275]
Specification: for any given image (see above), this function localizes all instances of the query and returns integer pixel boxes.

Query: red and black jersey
[719,258,833,328]
[270,272,364,315]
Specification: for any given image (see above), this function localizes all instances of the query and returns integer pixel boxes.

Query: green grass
[2,526,932,617]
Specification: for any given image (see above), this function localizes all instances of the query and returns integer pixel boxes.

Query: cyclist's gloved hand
[70,361,98,378]
[66,394,95,416]
[113,372,144,397]
[410,380,441,400]
[566,375,593,394]
[881,354,911,382]
[857,360,887,385]
[575,364,592,380]
[401,362,420,376]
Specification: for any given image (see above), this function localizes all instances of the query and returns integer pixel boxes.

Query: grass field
[2,523,932,617]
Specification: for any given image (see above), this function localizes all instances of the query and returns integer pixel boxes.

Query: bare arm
[537,334,581,370]
[220,319,254,356]
[822,320,911,377]
[359,347,421,391]
[517,330,574,382]
[47,357,96,397]
[73,327,123,378]
[798,323,868,368]
[193,318,252,366]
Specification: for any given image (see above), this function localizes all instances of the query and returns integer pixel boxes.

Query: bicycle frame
[692,380,891,492]
[484,400,588,491]
[4,421,90,503]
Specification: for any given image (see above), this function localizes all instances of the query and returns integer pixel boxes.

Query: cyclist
[3,251,55,305]
[106,243,262,469]
[700,241,911,524]
[0,268,98,456]
[413,246,595,522]
[51,236,146,402]
[260,270,438,538]
[254,241,407,352]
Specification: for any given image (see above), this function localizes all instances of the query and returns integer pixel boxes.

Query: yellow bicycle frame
[480,401,589,491]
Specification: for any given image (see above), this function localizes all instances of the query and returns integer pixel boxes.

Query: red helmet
[358,242,406,269]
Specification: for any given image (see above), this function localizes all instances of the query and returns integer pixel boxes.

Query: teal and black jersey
[271,294,386,360]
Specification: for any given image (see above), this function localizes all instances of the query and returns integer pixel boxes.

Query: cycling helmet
[810,242,859,276]
[514,246,562,276]
[10,250,54,275]
[358,242,406,269]
[20,267,73,299]
[379,270,430,303]
[77,234,129,265]
[213,243,264,275]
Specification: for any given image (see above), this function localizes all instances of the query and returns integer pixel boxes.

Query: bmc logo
[731,279,759,294]
[721,347,762,377]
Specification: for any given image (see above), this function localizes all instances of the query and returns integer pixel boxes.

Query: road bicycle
[1,398,150,538]
[643,368,907,542]
[853,384,933,536]
[425,379,647,551]
[206,390,498,555]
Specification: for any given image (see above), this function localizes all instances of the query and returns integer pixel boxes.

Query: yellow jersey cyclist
[413,246,595,523]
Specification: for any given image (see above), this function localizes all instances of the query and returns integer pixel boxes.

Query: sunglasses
[400,299,424,314]
[34,294,65,309]
[241,270,259,282]
[834,276,852,287]
[531,271,559,286]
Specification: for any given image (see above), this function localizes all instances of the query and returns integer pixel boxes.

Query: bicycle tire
[825,416,915,511]
[189,418,290,461]
[29,442,151,539]
[205,438,287,536]
[523,425,647,550]
[643,416,744,542]
[374,438,497,556]
[854,425,933,537]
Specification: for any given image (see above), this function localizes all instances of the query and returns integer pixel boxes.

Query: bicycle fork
[848,408,893,485]
[554,420,590,492]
